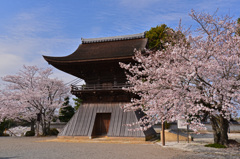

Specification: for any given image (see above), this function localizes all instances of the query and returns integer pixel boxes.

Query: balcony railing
[71,83,131,91]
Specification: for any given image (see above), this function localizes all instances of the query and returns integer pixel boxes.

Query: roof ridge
[81,32,146,44]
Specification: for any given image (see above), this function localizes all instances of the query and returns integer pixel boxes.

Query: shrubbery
[0,131,10,136]
[205,143,227,148]
[25,131,35,136]
[49,128,59,136]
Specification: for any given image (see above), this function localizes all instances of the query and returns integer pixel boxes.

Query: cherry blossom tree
[0,65,70,135]
[120,10,240,146]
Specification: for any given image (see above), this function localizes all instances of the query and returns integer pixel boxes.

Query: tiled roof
[81,32,146,44]
[43,32,147,63]
[43,32,147,77]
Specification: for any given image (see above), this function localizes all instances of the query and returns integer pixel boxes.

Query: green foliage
[51,116,58,122]
[0,119,16,133]
[73,97,82,111]
[0,123,4,134]
[0,131,9,136]
[49,128,59,136]
[59,97,75,122]
[25,131,35,136]
[237,18,240,36]
[235,117,240,122]
[205,143,227,148]
[164,122,171,129]
[145,24,174,51]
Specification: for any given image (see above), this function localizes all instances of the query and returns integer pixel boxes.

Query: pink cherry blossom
[120,10,240,146]
[0,65,70,135]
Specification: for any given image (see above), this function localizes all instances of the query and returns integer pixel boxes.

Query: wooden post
[177,128,179,143]
[161,121,165,146]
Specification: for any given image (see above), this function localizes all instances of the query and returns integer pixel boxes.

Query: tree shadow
[0,156,19,159]
[190,133,213,138]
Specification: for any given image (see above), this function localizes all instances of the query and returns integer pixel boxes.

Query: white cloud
[0,53,24,76]
[0,36,79,82]
[5,6,61,38]
[0,7,78,84]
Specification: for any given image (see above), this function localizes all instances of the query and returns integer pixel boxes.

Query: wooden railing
[71,83,131,91]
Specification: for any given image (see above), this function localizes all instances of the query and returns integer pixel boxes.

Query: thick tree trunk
[30,120,35,132]
[42,118,49,136]
[40,110,53,136]
[35,111,52,136]
[220,115,229,145]
[47,121,51,134]
[42,121,47,136]
[210,115,229,146]
[41,119,51,135]
[40,113,48,136]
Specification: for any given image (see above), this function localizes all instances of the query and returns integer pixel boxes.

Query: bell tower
[43,33,156,140]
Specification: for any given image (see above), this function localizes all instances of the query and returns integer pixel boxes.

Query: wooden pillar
[161,121,165,146]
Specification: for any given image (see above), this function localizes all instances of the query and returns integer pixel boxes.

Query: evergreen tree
[59,97,75,122]
[145,24,174,51]
[237,18,240,36]
[73,97,82,112]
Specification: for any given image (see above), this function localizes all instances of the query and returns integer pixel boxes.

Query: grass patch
[204,143,227,148]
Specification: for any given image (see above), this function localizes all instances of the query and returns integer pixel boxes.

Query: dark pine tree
[59,97,75,122]
[73,97,82,112]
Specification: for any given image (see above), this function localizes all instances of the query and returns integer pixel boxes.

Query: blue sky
[0,0,240,84]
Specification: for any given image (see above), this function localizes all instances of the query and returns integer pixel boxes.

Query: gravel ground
[157,133,240,159]
[0,137,211,159]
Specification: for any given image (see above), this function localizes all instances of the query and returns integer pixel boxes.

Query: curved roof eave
[43,55,134,64]
[43,37,148,64]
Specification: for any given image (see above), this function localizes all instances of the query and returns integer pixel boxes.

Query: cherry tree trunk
[210,115,229,146]
[41,121,51,136]
[42,122,50,136]
[30,120,35,132]
[47,121,51,135]
[40,113,47,136]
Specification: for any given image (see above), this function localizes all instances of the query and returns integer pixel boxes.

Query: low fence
[153,122,240,133]
[71,83,131,91]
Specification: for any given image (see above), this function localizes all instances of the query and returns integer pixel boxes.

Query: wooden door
[92,113,111,136]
